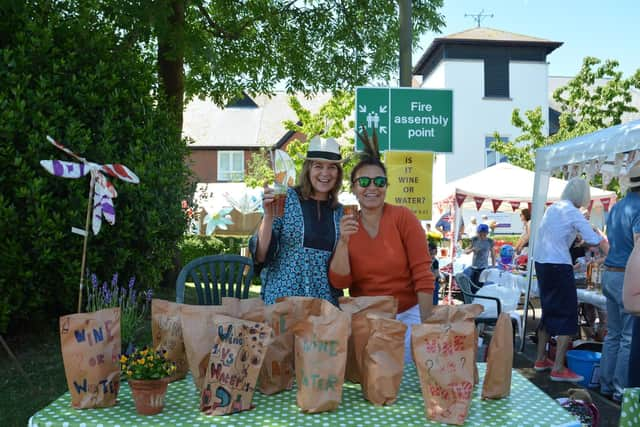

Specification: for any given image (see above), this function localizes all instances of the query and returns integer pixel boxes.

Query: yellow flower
[120,355,128,363]
[139,359,145,365]
[127,370,133,376]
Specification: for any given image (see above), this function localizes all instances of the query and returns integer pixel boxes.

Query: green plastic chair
[176,255,254,305]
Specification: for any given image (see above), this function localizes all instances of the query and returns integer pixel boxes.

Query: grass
[0,282,261,426]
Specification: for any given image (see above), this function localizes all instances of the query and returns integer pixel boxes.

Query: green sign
[355,87,453,152]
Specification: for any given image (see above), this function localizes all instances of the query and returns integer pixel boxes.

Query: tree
[0,1,191,332]
[491,57,640,170]
[284,90,356,180]
[244,91,356,189]
[95,0,445,131]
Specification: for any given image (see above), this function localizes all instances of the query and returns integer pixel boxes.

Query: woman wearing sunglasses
[250,136,346,306]
[329,129,435,362]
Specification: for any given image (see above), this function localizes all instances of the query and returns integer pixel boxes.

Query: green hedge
[0,3,191,333]
[177,235,250,267]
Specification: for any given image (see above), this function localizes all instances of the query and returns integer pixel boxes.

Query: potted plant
[120,347,176,415]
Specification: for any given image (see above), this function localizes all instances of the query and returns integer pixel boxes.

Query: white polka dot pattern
[29,364,579,426]
[620,388,640,427]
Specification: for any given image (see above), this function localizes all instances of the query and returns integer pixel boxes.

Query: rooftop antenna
[464,9,493,27]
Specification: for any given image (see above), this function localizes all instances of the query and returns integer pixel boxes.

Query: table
[577,288,607,311]
[479,268,538,296]
[29,364,579,427]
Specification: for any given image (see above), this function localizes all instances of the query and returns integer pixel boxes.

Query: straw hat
[304,136,346,163]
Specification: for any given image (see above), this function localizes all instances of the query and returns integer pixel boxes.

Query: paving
[512,308,621,427]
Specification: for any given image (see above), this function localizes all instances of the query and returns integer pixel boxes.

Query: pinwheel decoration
[40,135,140,312]
[273,149,296,186]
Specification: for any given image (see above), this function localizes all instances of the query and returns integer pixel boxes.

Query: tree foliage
[0,1,191,332]
[491,57,640,170]
[244,91,356,189]
[89,0,445,125]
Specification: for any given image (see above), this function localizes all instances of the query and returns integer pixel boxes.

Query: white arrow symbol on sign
[358,105,367,113]
[379,126,388,134]
[379,105,387,113]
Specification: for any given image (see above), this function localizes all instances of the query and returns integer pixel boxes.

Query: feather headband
[356,125,381,161]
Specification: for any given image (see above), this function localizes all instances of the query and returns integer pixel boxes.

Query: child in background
[463,224,496,289]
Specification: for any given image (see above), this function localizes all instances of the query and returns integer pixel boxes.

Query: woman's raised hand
[339,213,359,244]
[262,183,275,217]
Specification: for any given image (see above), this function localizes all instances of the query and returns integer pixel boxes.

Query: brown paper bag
[200,315,273,415]
[473,328,479,385]
[59,308,121,408]
[257,299,295,394]
[180,303,235,391]
[339,296,398,383]
[279,296,338,324]
[221,297,266,323]
[412,304,483,425]
[481,312,513,399]
[151,299,188,381]
[361,313,406,405]
[293,304,350,413]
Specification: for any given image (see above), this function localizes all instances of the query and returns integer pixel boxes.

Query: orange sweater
[329,204,435,313]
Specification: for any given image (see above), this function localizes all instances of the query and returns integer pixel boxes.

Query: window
[485,136,508,168]
[484,56,509,98]
[217,151,244,181]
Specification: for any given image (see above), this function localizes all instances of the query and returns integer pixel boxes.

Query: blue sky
[416,0,640,78]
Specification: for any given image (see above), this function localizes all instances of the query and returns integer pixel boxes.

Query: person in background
[468,217,478,239]
[429,242,440,306]
[250,136,345,305]
[329,128,435,363]
[514,208,531,255]
[623,227,640,388]
[533,177,608,383]
[600,161,640,401]
[463,223,495,289]
[481,214,489,225]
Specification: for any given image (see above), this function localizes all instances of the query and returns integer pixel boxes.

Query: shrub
[0,3,191,333]
[177,235,251,267]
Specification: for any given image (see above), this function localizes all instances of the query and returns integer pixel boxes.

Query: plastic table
[29,364,579,427]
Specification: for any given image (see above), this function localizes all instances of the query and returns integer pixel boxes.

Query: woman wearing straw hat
[250,136,346,305]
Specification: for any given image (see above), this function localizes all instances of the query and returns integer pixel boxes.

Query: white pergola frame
[520,119,640,351]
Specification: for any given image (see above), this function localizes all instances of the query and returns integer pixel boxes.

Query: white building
[413,27,562,190]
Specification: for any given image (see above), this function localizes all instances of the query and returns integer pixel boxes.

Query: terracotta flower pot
[128,378,169,415]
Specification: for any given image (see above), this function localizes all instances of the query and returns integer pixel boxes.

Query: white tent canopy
[434,162,616,213]
[522,119,640,351]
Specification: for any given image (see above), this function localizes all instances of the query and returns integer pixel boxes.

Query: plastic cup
[343,204,359,219]
[270,184,287,217]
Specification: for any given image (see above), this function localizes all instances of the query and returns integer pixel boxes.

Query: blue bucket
[566,350,601,388]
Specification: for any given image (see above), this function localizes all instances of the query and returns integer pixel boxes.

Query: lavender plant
[86,272,152,346]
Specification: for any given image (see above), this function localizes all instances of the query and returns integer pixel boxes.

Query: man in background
[600,162,640,402]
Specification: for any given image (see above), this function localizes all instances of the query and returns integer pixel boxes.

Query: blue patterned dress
[249,187,343,305]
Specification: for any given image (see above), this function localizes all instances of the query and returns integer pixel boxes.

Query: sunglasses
[354,176,388,188]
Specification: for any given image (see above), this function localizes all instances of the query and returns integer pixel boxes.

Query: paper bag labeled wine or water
[152,299,188,381]
[180,303,235,391]
[221,297,266,323]
[339,296,398,384]
[361,313,406,405]
[412,304,483,426]
[257,299,295,394]
[59,307,121,408]
[293,304,350,413]
[481,312,513,399]
[200,315,273,415]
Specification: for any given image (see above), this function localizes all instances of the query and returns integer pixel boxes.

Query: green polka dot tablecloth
[29,364,579,427]
[620,387,640,427]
